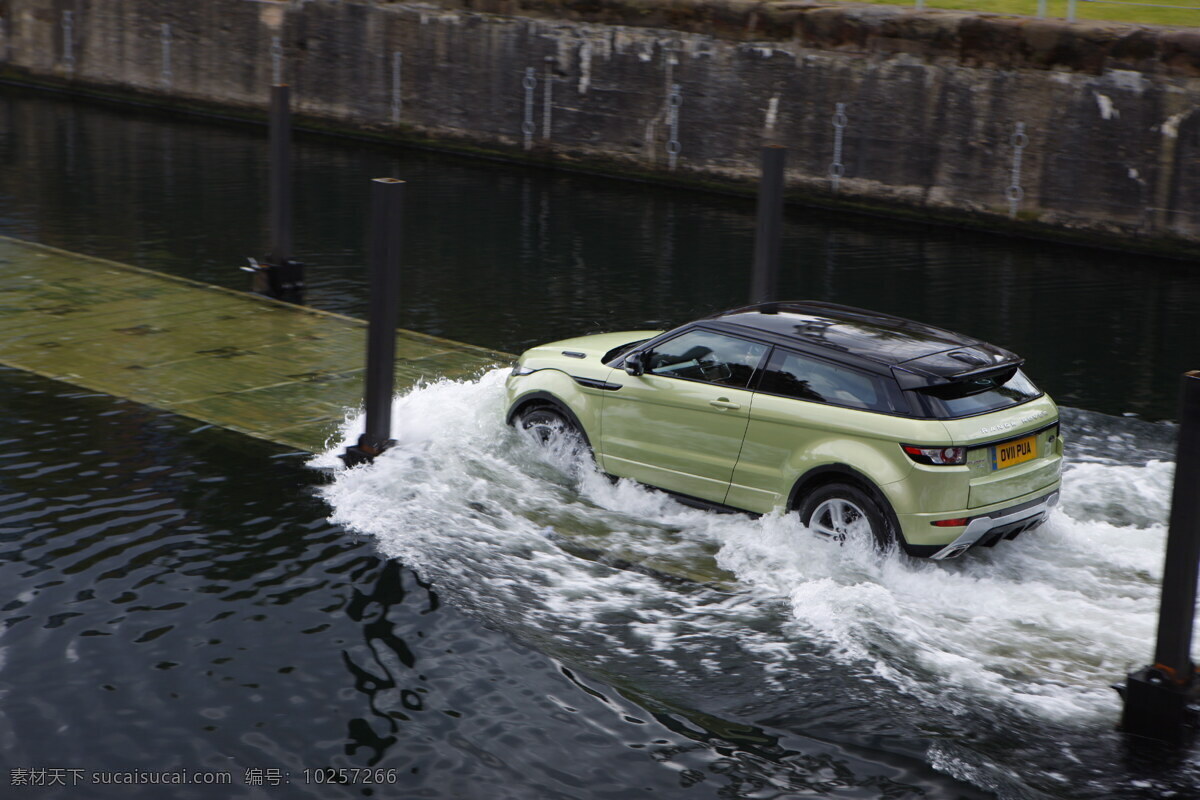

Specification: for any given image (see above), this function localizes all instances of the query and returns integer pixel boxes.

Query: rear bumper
[905,490,1059,560]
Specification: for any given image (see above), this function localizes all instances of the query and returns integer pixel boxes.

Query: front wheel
[516,406,587,456]
[797,483,895,551]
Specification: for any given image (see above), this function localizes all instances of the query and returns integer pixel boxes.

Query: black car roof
[701,302,1022,384]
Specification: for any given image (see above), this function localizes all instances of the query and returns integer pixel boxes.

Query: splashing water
[314,370,1189,796]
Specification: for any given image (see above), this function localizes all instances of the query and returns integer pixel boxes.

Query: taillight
[902,444,967,466]
[931,517,970,527]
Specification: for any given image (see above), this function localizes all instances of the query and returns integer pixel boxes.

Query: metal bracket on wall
[522,67,536,151]
[829,103,847,191]
[542,56,555,141]
[391,51,403,124]
[1008,122,1028,220]
[62,11,75,74]
[271,36,283,85]
[666,84,682,170]
[161,24,173,89]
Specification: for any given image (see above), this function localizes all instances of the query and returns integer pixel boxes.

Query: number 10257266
[303,768,398,785]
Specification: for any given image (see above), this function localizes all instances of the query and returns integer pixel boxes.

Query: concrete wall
[3,0,1200,254]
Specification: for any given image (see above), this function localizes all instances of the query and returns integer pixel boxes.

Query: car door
[599,328,769,503]
[726,347,911,513]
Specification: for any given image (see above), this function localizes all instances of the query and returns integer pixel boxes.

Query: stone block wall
[3,0,1200,252]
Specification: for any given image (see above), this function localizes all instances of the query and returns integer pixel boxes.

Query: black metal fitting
[1118,666,1200,746]
[339,434,397,468]
[249,258,306,303]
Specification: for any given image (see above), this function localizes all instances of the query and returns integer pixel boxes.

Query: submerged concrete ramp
[0,236,508,452]
[0,237,740,590]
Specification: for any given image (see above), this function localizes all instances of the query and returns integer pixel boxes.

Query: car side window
[759,349,900,412]
[644,330,768,389]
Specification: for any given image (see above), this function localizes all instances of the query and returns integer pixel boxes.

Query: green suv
[505,302,1062,559]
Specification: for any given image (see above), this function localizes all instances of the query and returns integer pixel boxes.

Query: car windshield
[910,368,1042,418]
[603,339,649,365]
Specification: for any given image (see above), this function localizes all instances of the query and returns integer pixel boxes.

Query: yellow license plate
[992,434,1038,470]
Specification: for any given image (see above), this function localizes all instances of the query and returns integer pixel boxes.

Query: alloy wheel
[808,497,873,541]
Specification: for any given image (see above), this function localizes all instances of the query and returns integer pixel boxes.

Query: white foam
[316,373,1183,731]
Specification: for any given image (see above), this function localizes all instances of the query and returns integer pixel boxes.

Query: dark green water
[1,88,1199,799]
[1,367,986,798]
[1,87,1195,420]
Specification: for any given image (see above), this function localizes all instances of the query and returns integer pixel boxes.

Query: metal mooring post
[340,178,405,468]
[1119,371,1200,744]
[750,145,786,305]
[61,11,75,74]
[250,85,305,302]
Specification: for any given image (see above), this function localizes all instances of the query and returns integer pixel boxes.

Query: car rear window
[910,368,1042,418]
[758,349,902,413]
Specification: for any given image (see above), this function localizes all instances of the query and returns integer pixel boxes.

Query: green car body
[505,303,1063,559]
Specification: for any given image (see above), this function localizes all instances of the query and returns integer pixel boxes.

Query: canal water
[0,88,1198,798]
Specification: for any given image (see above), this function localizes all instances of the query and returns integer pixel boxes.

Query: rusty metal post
[1119,371,1200,744]
[751,145,786,306]
[340,178,404,468]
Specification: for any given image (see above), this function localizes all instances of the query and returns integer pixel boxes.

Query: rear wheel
[798,483,894,551]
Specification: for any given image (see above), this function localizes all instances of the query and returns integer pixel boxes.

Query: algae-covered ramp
[0,236,508,453]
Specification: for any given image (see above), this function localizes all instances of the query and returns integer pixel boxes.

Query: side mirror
[624,352,645,376]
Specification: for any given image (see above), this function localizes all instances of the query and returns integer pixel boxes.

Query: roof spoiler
[891,360,1025,390]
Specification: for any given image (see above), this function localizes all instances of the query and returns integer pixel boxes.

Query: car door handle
[709,398,741,410]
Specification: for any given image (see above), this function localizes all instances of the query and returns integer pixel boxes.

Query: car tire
[516,405,587,455]
[798,483,895,551]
